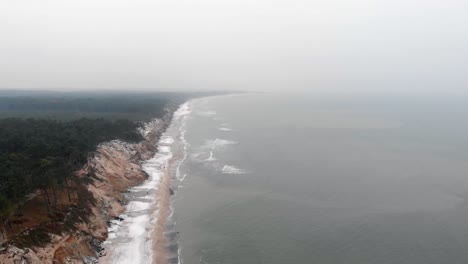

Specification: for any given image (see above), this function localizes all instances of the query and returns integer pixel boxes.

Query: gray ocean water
[173,94,468,264]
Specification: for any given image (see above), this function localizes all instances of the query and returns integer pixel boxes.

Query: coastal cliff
[0,112,173,264]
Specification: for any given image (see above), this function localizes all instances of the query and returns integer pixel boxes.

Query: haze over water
[174,94,468,264]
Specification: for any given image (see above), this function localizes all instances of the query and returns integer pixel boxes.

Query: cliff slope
[0,114,172,264]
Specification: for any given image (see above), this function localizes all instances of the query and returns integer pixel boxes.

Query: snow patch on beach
[103,150,171,264]
[103,102,192,264]
[158,145,172,153]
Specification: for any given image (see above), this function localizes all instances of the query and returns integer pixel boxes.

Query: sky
[0,0,467,95]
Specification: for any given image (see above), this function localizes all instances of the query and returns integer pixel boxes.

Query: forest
[0,118,143,217]
[0,92,188,226]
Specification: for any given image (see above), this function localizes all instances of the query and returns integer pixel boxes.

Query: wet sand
[151,168,170,263]
[152,153,181,264]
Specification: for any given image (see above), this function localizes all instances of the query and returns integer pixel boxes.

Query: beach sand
[152,152,181,264]
[152,169,170,263]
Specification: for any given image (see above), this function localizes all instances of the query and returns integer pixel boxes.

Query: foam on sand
[102,149,171,264]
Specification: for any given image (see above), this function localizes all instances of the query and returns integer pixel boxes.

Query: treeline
[0,118,143,217]
[0,95,175,121]
[0,92,183,221]
[0,96,170,113]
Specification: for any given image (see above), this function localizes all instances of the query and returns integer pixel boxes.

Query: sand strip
[152,155,179,264]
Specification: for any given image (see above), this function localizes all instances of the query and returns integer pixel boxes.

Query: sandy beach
[151,167,171,264]
[98,102,190,264]
[152,150,182,264]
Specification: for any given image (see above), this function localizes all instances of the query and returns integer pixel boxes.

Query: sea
[173,93,468,264]
[107,93,468,264]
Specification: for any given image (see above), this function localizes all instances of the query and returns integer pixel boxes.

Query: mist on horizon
[0,0,467,95]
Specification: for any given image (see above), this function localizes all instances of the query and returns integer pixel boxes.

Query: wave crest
[222,165,247,175]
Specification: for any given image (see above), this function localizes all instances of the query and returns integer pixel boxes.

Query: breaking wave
[209,138,237,148]
[196,110,217,117]
[205,151,216,161]
[175,103,191,182]
[222,165,247,175]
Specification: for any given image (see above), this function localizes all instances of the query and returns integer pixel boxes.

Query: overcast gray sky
[0,0,467,94]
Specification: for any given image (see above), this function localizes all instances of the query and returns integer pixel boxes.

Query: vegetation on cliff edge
[0,91,192,246]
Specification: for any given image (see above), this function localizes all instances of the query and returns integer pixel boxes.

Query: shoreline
[151,142,188,264]
[100,101,191,264]
[151,161,172,264]
[151,103,190,264]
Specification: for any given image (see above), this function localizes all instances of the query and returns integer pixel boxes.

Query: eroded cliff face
[0,114,171,264]
[0,246,43,264]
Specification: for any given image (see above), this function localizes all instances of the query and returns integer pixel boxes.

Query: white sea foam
[106,150,171,263]
[222,165,247,175]
[102,102,192,264]
[174,102,192,117]
[175,103,191,182]
[219,127,233,131]
[179,173,188,182]
[193,138,237,162]
[210,138,237,147]
[205,151,216,161]
[197,110,217,117]
[160,136,175,145]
